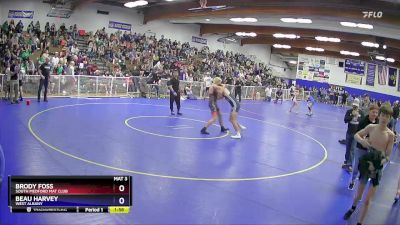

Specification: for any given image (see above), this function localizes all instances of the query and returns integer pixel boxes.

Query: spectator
[265,85,272,102]
[342,98,364,173]
[391,100,399,133]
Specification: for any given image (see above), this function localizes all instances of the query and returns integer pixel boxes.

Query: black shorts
[205,87,210,92]
[358,148,384,187]
[19,80,23,87]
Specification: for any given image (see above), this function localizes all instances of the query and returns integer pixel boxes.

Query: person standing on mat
[342,98,363,172]
[348,104,379,190]
[38,57,52,102]
[289,87,299,114]
[343,105,394,225]
[222,87,246,139]
[234,76,243,102]
[306,94,315,116]
[203,72,212,99]
[167,71,182,115]
[9,59,20,104]
[200,77,229,135]
[394,175,400,204]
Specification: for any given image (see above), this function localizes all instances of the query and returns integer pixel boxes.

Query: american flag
[378,65,387,85]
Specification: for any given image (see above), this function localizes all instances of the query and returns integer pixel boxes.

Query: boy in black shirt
[167,71,181,115]
[234,77,243,102]
[38,57,51,102]
[342,98,364,172]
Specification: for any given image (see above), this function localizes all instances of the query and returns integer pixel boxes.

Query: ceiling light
[376,56,386,61]
[230,17,257,23]
[341,22,373,29]
[273,44,291,49]
[357,23,373,29]
[236,32,257,37]
[306,47,324,52]
[166,0,174,1]
[281,18,312,23]
[273,33,285,38]
[386,58,395,63]
[315,36,340,42]
[124,0,148,8]
[383,45,387,49]
[361,41,379,48]
[243,18,257,22]
[340,22,357,27]
[289,60,297,64]
[280,18,297,23]
[273,33,300,39]
[297,18,312,24]
[340,50,359,56]
[205,19,210,21]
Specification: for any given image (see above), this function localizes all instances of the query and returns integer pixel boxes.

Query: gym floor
[0,98,399,225]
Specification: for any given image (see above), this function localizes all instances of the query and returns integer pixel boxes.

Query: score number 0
[119,185,125,205]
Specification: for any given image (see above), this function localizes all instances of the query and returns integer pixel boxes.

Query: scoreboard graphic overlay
[8,176,132,213]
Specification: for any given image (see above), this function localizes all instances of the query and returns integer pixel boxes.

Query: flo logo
[363,11,383,18]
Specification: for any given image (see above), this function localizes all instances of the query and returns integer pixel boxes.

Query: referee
[38,57,51,102]
[167,71,182,115]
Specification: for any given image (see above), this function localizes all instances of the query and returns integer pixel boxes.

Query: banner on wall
[346,74,362,85]
[192,36,207,45]
[377,65,387,85]
[8,10,34,19]
[296,54,329,82]
[388,67,397,87]
[398,72,400,92]
[344,59,365,75]
[366,64,376,86]
[108,21,131,31]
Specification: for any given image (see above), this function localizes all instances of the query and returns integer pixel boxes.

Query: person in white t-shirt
[265,85,272,102]
[51,52,60,68]
[203,73,212,99]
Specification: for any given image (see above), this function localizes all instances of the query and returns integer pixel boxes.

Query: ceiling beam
[241,37,371,54]
[143,1,400,26]
[200,24,400,50]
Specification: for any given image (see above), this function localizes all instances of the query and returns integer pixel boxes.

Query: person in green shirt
[20,48,31,61]
[38,55,45,66]
[56,64,63,75]
[2,21,9,35]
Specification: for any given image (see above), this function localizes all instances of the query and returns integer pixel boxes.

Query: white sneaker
[231,133,241,139]
[239,124,247,130]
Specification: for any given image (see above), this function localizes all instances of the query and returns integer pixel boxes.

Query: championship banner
[346,74,362,85]
[8,10,34,19]
[344,59,365,75]
[192,36,207,45]
[378,65,387,85]
[388,67,397,87]
[108,21,131,31]
[365,64,376,86]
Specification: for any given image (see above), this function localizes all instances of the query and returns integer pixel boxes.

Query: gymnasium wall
[296,54,400,100]
[0,0,294,78]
